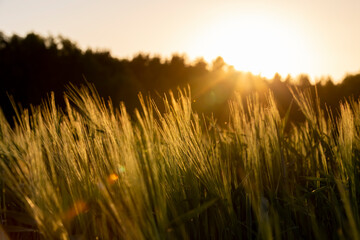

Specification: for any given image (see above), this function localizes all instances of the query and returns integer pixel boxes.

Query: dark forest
[1,32,360,124]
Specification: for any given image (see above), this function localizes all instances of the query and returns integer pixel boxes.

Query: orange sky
[1,0,359,82]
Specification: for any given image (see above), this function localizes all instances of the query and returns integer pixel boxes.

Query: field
[1,83,360,239]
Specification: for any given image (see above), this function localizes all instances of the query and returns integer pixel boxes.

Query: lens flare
[108,173,119,184]
[62,200,88,222]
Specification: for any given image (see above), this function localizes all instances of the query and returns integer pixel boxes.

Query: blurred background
[0,0,359,123]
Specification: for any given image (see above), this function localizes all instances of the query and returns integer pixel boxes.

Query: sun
[190,13,308,78]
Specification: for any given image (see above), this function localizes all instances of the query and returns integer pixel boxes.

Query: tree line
[1,32,360,124]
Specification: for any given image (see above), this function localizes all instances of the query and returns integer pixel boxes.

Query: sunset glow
[191,13,308,78]
[0,0,360,81]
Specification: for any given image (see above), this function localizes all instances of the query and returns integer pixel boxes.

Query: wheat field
[1,83,360,239]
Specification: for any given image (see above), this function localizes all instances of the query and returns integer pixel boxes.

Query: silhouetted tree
[1,31,360,125]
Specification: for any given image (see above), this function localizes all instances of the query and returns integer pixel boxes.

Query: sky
[0,0,359,82]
